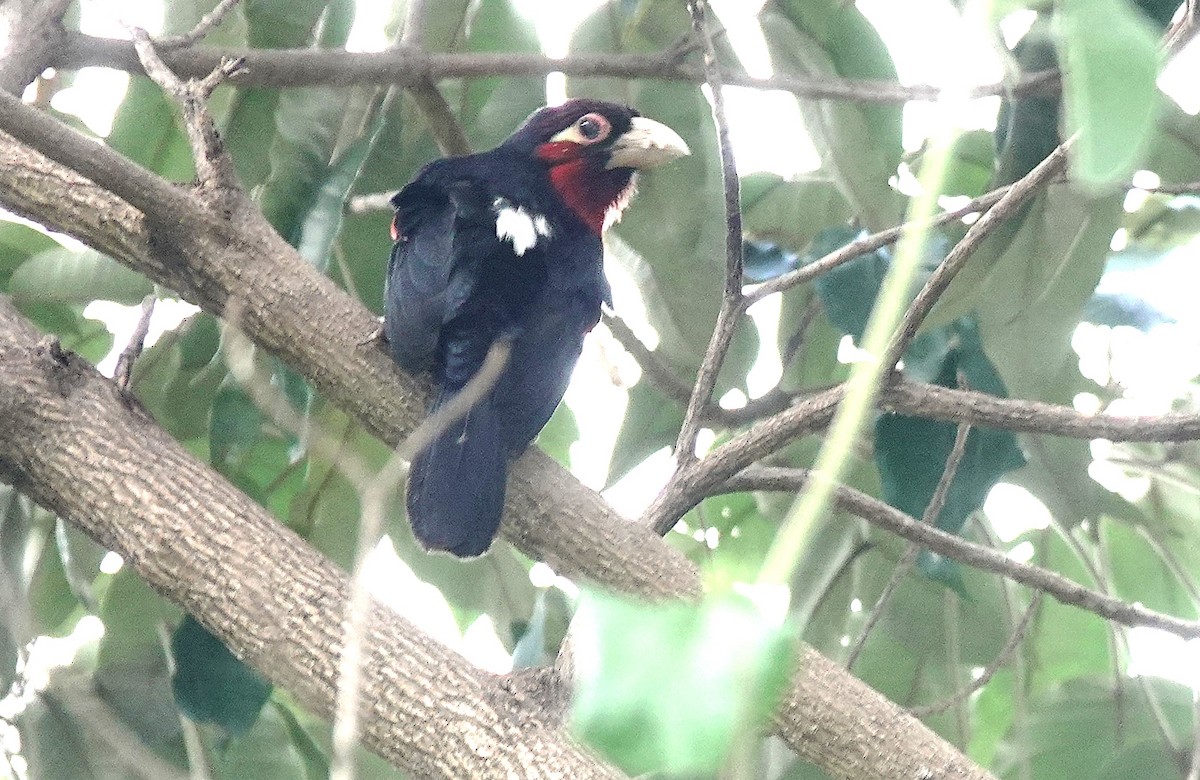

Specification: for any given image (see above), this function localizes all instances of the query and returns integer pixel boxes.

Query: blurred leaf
[807,226,948,343]
[535,402,580,467]
[1102,518,1197,619]
[607,379,683,487]
[212,699,307,780]
[995,23,1061,187]
[9,247,153,306]
[0,220,61,290]
[741,173,854,252]
[917,129,996,199]
[172,614,272,736]
[810,226,889,342]
[259,86,356,256]
[26,530,81,638]
[107,79,195,183]
[1123,195,1200,253]
[1083,291,1173,330]
[95,568,186,762]
[994,679,1191,779]
[16,302,114,364]
[743,241,800,283]
[460,0,545,149]
[572,591,794,776]
[1056,0,1161,189]
[511,588,572,669]
[16,694,97,780]
[1145,102,1200,185]
[932,187,1121,401]
[877,320,1026,540]
[761,1,903,229]
[133,312,226,443]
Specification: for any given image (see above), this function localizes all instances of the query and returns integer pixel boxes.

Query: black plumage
[385,99,688,557]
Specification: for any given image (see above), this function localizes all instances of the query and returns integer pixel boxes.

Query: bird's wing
[383,167,495,374]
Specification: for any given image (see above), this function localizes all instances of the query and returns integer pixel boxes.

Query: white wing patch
[493,198,552,256]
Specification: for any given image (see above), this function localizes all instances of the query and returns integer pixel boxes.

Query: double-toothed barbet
[385,99,689,557]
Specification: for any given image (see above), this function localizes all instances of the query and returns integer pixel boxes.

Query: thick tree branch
[0,110,999,778]
[0,0,73,94]
[55,32,1061,103]
[0,298,622,779]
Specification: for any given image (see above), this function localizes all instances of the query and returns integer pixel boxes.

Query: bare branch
[721,467,1200,639]
[910,593,1043,718]
[673,0,745,464]
[156,0,244,50]
[881,142,1071,374]
[744,185,1012,306]
[846,420,972,669]
[57,32,1062,104]
[128,26,244,190]
[0,0,74,94]
[113,294,156,392]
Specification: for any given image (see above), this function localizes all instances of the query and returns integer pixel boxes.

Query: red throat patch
[536,142,636,235]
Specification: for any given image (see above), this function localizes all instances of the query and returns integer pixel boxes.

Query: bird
[384,99,689,557]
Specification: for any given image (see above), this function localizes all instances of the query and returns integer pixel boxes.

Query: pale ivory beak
[606,116,691,169]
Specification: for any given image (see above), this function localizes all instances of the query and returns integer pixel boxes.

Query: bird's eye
[577,114,609,142]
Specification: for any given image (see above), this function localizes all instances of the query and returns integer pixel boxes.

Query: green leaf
[0,220,61,291]
[16,302,114,364]
[212,700,307,780]
[132,312,226,442]
[994,679,1192,779]
[95,568,187,762]
[572,591,794,776]
[1056,0,1161,189]
[16,695,98,780]
[741,173,854,252]
[931,188,1122,401]
[172,614,272,736]
[460,0,546,150]
[876,319,1026,538]
[535,403,580,467]
[761,1,903,230]
[995,23,1062,187]
[9,247,153,306]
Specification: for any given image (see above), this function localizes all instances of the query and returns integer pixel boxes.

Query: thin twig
[881,141,1071,374]
[397,0,472,157]
[745,186,1012,305]
[128,26,245,189]
[674,0,744,464]
[601,312,693,406]
[113,294,156,392]
[329,340,511,780]
[910,593,1043,718]
[57,32,1063,104]
[720,466,1200,640]
[156,0,244,50]
[846,420,972,669]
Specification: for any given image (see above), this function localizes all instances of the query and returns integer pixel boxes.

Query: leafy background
[3,0,1200,778]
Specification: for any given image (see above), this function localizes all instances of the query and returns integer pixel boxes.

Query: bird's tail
[406,388,507,557]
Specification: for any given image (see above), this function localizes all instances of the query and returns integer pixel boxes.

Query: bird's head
[504,99,690,234]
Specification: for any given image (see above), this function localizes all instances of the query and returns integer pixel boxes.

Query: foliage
[2,0,1200,778]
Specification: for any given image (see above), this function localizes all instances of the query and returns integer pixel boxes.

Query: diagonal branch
[721,467,1200,640]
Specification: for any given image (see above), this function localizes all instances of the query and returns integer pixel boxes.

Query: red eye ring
[576,113,610,143]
